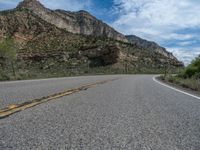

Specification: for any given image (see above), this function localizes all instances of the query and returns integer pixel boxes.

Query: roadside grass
[160,74,200,92]
[159,55,200,92]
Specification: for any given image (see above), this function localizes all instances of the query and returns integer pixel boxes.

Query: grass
[160,74,200,92]
[160,55,200,92]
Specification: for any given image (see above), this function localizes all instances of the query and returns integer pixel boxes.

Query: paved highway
[0,75,200,149]
[0,75,118,109]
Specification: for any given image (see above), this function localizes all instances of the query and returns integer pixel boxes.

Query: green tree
[0,38,17,79]
[183,55,200,78]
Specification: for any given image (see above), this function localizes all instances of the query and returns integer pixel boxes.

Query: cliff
[17,0,128,42]
[126,35,178,61]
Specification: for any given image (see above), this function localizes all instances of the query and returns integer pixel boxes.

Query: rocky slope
[0,0,183,80]
[126,35,177,60]
[17,0,127,42]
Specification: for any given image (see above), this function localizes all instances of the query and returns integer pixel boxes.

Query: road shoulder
[153,76,200,100]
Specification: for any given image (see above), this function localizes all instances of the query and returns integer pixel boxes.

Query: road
[0,75,200,149]
[0,75,117,109]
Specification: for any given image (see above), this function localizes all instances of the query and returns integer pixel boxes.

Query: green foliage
[0,38,18,79]
[184,66,198,78]
[161,55,200,92]
[0,70,10,81]
[0,38,17,62]
[183,55,200,78]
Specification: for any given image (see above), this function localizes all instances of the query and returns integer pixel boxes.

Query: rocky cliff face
[126,35,176,60]
[80,45,120,67]
[17,0,128,42]
[15,0,182,66]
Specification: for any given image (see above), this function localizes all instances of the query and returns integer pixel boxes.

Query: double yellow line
[0,78,118,119]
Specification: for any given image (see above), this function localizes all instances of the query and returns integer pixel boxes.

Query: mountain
[0,0,183,80]
[17,0,128,42]
[126,35,177,60]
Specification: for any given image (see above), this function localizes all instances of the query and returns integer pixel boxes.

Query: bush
[193,72,200,79]
[183,55,200,78]
[0,38,18,79]
[184,66,198,78]
[0,71,10,81]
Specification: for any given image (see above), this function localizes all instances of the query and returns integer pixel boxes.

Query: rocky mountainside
[15,0,181,64]
[17,0,127,42]
[126,35,177,60]
[0,0,183,80]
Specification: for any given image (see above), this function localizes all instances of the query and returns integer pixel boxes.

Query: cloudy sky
[0,0,200,65]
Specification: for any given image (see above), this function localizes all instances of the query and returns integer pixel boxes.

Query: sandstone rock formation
[126,35,178,60]
[80,45,120,67]
[17,0,128,42]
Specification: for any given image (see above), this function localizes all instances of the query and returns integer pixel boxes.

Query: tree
[183,55,200,78]
[0,38,17,78]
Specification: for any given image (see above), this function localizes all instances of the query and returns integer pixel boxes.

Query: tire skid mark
[0,78,118,119]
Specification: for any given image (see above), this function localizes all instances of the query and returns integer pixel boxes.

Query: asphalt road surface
[0,75,200,149]
[0,75,117,109]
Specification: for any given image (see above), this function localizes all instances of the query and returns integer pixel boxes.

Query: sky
[0,0,200,65]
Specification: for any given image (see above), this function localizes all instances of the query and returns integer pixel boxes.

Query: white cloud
[167,47,200,65]
[177,41,194,47]
[112,0,200,63]
[113,0,200,33]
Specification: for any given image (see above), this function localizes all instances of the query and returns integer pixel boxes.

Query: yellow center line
[0,78,119,119]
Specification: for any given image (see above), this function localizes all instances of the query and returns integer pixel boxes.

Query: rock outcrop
[126,35,174,60]
[80,45,120,67]
[17,0,128,42]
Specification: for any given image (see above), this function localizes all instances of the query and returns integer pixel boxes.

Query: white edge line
[153,76,200,100]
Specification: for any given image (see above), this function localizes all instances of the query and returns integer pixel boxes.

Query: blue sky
[0,0,200,65]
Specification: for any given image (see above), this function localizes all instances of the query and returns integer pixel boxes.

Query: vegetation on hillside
[0,33,182,81]
[0,36,181,81]
[182,56,200,79]
[0,38,17,80]
[161,55,200,91]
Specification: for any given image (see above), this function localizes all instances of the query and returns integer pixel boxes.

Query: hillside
[0,0,183,80]
[126,35,177,60]
[17,0,127,42]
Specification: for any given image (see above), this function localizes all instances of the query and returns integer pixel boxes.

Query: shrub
[0,38,18,79]
[184,66,198,78]
[183,55,200,78]
[193,72,200,79]
[0,71,10,81]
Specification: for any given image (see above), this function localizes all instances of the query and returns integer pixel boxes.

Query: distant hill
[0,0,183,80]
